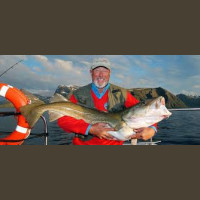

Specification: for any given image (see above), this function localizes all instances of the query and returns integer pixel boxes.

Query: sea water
[0,109,200,145]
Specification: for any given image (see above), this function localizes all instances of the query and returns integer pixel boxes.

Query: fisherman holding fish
[57,58,158,145]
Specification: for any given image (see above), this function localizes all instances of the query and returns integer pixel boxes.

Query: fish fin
[49,111,64,122]
[108,126,135,141]
[20,102,45,128]
[50,93,69,103]
[114,121,126,131]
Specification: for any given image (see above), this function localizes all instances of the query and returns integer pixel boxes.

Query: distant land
[128,87,187,108]
[1,85,200,109]
[176,94,200,108]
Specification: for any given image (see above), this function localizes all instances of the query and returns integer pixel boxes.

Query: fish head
[123,96,172,129]
[147,96,172,119]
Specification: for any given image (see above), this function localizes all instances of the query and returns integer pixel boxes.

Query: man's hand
[89,123,115,140]
[131,127,155,141]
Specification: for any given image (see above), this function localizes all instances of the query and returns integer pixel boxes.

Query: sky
[0,55,200,96]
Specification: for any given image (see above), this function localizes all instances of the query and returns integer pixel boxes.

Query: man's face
[90,66,110,88]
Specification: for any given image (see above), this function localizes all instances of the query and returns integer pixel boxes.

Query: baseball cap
[91,58,111,70]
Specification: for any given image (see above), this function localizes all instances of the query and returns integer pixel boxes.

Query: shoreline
[169,108,200,111]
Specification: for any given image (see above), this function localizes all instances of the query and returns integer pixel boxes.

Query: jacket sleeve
[125,91,158,132]
[124,91,140,108]
[57,94,91,135]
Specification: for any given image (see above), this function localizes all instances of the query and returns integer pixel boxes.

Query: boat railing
[0,112,48,145]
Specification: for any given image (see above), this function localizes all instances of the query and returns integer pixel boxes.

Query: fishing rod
[0,60,23,78]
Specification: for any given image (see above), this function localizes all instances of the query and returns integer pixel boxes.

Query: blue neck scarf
[91,83,110,99]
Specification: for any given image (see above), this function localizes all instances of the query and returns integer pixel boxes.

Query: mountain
[128,87,187,108]
[54,85,187,109]
[176,94,200,108]
[54,85,79,98]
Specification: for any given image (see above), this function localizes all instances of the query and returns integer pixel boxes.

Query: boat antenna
[0,60,23,78]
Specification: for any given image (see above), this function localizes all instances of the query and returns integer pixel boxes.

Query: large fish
[20,94,172,141]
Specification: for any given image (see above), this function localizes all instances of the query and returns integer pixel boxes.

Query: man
[58,58,157,145]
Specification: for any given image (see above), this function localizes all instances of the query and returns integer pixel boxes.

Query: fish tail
[20,102,45,128]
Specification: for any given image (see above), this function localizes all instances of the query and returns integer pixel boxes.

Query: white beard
[93,80,108,89]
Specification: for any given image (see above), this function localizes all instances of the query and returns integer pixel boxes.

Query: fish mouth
[163,112,172,119]
[162,115,169,119]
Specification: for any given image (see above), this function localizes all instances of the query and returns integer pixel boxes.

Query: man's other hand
[131,127,155,141]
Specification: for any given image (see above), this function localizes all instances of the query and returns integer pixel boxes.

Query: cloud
[32,67,41,72]
[1,55,89,96]
[34,55,48,62]
[27,89,52,96]
[193,85,200,89]
[80,61,91,68]
[1,55,200,96]
[33,55,85,75]
[114,74,126,80]
[181,90,198,96]
[0,55,27,70]
[54,59,73,71]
